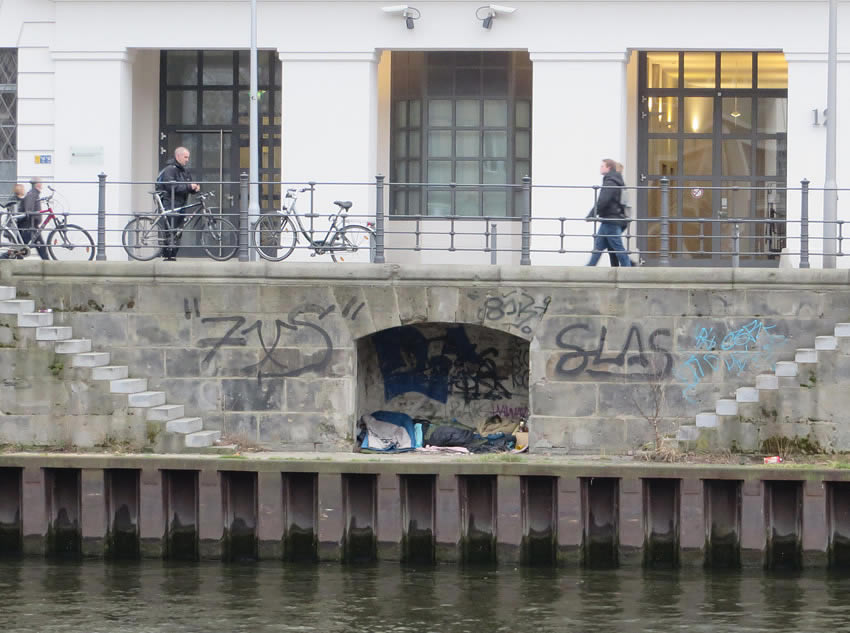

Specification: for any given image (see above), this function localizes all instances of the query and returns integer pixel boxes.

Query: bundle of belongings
[357,411,517,454]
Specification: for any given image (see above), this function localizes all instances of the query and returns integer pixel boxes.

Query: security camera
[489,4,517,14]
[382,4,420,29]
[476,4,516,29]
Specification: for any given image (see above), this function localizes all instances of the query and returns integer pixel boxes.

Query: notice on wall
[34,154,52,164]
[70,146,104,165]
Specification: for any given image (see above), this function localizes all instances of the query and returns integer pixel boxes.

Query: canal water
[2,561,850,632]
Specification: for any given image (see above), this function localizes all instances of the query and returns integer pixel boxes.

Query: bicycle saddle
[333,200,353,210]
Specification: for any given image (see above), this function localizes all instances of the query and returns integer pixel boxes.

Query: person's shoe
[163,257,177,262]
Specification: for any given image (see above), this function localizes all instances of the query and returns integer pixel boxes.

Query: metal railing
[0,174,844,268]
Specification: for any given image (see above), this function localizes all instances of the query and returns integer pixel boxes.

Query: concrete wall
[2,262,850,453]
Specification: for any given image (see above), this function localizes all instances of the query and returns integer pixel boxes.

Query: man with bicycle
[155,147,200,261]
[20,178,50,260]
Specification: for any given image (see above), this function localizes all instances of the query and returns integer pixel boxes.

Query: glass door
[637,51,788,266]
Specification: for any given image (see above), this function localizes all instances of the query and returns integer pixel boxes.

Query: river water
[2,561,850,633]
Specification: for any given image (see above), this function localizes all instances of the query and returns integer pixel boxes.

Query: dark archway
[356,322,529,433]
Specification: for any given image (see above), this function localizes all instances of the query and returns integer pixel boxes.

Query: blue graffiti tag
[675,320,787,404]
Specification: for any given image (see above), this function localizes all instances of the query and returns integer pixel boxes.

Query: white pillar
[529,52,629,267]
[52,50,134,259]
[279,51,379,262]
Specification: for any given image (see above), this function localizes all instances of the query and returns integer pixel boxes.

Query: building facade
[0,0,847,267]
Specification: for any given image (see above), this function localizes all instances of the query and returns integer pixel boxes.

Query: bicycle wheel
[329,224,376,263]
[201,216,238,261]
[252,213,297,261]
[47,224,95,261]
[122,216,163,261]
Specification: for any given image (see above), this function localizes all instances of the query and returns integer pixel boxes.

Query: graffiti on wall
[675,319,787,403]
[477,291,552,335]
[373,325,522,404]
[553,323,673,379]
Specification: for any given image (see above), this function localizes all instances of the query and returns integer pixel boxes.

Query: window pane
[167,90,197,125]
[720,52,752,89]
[166,51,198,85]
[394,100,408,127]
[456,100,480,126]
[516,100,531,127]
[483,69,508,96]
[408,189,422,213]
[758,52,788,89]
[455,69,480,96]
[515,161,530,183]
[483,191,508,217]
[456,191,480,216]
[684,97,713,133]
[409,100,422,126]
[428,130,452,157]
[483,131,507,157]
[483,161,506,184]
[681,180,713,258]
[484,100,507,127]
[721,139,752,176]
[409,161,421,182]
[684,139,713,175]
[758,98,787,134]
[648,96,677,133]
[203,51,234,85]
[394,131,407,158]
[648,139,678,176]
[427,67,453,95]
[237,51,270,86]
[722,97,752,134]
[515,130,530,159]
[427,160,452,183]
[429,100,452,126]
[393,161,407,182]
[646,179,681,256]
[684,52,715,88]
[757,139,786,177]
[646,52,679,88]
[456,131,480,158]
[456,161,479,184]
[408,131,421,157]
[202,91,233,125]
[427,190,451,216]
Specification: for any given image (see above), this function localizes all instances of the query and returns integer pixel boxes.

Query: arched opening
[355,323,529,450]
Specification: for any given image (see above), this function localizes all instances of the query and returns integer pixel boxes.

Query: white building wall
[0,0,845,266]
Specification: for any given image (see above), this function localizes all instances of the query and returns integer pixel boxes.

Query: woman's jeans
[586,221,632,267]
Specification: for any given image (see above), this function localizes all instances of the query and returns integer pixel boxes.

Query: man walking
[586,158,631,267]
[155,147,199,261]
[20,179,50,260]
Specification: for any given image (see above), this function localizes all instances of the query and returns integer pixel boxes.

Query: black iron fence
[0,175,844,268]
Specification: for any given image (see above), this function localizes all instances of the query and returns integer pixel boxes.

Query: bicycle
[121,191,238,261]
[252,187,376,262]
[0,187,95,261]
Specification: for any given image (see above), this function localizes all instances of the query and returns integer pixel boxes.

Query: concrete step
[183,444,238,455]
[755,374,779,390]
[110,378,147,394]
[127,391,166,408]
[18,312,53,327]
[166,417,203,434]
[836,323,850,337]
[815,336,838,351]
[71,352,110,368]
[147,404,185,422]
[795,348,818,363]
[736,387,759,403]
[0,299,34,314]
[0,287,15,301]
[36,326,73,341]
[184,430,221,448]
[775,361,798,377]
[716,399,738,416]
[91,365,128,381]
[54,339,92,354]
[695,412,718,428]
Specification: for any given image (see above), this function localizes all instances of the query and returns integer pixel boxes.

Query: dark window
[0,49,17,199]
[391,51,531,217]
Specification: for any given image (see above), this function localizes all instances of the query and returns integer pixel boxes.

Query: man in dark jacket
[19,179,49,260]
[155,146,199,261]
[586,158,632,267]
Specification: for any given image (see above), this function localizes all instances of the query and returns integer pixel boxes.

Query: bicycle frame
[282,188,350,251]
[0,194,63,247]
[154,192,218,241]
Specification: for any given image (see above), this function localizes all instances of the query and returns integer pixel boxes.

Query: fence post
[659,176,670,266]
[800,178,810,269]
[239,172,249,262]
[490,224,498,265]
[374,175,386,264]
[732,221,740,268]
[96,172,107,261]
[520,176,531,265]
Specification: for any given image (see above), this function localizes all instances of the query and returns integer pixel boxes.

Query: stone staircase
[0,284,222,452]
[677,322,850,453]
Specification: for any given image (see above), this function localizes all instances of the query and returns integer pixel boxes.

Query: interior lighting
[476,4,517,29]
[382,5,421,29]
